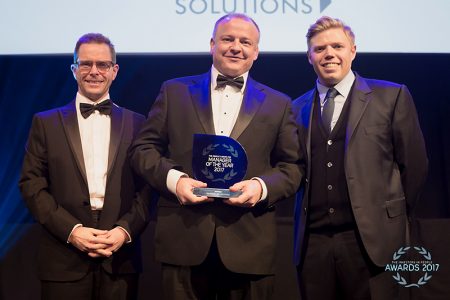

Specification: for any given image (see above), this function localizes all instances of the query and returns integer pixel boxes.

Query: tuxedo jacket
[19,100,151,281]
[130,72,302,275]
[292,73,428,267]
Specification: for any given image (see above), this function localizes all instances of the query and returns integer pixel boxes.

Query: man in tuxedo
[19,33,151,300]
[130,13,302,300]
[292,16,428,299]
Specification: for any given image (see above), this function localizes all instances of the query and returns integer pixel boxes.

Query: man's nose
[89,63,100,74]
[324,46,335,57]
[230,40,242,51]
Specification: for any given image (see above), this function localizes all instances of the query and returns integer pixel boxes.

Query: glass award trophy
[192,134,247,198]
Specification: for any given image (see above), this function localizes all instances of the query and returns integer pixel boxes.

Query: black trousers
[298,229,399,300]
[41,262,138,300]
[161,239,274,300]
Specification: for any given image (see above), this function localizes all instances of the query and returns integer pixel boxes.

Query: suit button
[304,207,307,213]
[327,185,333,190]
[328,207,335,214]
[327,162,333,168]
[327,140,333,145]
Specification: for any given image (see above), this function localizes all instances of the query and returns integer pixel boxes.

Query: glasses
[74,60,115,73]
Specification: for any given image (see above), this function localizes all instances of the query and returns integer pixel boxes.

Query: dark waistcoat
[308,93,356,232]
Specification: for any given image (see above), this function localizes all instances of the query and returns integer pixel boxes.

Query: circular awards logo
[385,246,439,287]
[200,143,239,183]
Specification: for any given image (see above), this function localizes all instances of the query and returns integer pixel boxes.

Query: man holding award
[130,13,302,299]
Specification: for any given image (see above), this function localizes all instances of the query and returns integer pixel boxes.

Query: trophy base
[192,187,242,198]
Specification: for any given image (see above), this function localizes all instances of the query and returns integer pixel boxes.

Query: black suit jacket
[19,100,151,281]
[292,73,428,267]
[130,72,302,275]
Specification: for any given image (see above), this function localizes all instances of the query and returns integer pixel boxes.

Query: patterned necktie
[321,88,339,133]
[216,74,244,90]
[79,99,112,119]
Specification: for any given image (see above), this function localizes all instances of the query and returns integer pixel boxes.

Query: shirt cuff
[67,223,83,243]
[167,169,188,196]
[116,226,132,243]
[251,177,268,201]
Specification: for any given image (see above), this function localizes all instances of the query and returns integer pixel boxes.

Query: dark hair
[73,33,116,63]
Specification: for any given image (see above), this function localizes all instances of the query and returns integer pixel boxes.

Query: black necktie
[80,100,112,119]
[321,88,339,133]
[216,74,244,90]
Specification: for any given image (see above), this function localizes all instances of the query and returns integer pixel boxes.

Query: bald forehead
[213,16,260,41]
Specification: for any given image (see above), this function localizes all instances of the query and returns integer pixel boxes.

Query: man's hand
[176,177,213,205]
[93,227,129,257]
[68,227,112,257]
[224,179,262,207]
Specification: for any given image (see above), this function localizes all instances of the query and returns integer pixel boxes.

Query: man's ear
[112,64,119,81]
[210,38,215,54]
[253,46,259,61]
[70,64,77,80]
[351,44,357,61]
[307,51,312,65]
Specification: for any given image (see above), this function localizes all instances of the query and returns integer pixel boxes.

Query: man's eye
[97,62,109,68]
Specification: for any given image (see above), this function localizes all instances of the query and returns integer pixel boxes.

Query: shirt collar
[75,92,111,116]
[211,65,248,92]
[75,92,111,105]
[316,71,356,104]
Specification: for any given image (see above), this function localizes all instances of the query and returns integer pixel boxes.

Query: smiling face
[307,27,356,87]
[210,17,259,78]
[72,43,118,101]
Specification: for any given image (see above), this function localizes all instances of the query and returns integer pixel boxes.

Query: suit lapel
[302,89,316,167]
[230,78,265,140]
[190,72,215,134]
[59,100,88,186]
[345,73,372,147]
[100,104,123,228]
[107,104,123,177]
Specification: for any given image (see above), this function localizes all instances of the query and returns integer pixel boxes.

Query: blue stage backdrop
[0,53,449,299]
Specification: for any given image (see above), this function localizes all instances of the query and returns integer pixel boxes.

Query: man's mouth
[226,55,244,60]
[322,62,339,67]
[85,80,103,85]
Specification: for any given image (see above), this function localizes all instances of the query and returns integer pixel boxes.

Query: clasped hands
[68,226,128,258]
[176,177,262,207]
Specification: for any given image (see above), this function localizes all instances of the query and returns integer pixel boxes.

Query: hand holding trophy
[192,134,247,198]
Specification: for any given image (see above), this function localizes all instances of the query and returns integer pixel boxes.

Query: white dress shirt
[68,94,131,243]
[316,71,356,131]
[210,66,247,136]
[167,66,267,201]
[76,93,111,210]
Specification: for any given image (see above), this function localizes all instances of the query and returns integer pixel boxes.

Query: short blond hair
[306,16,355,50]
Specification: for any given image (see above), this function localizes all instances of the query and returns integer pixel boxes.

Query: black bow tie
[80,100,112,119]
[216,74,244,90]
